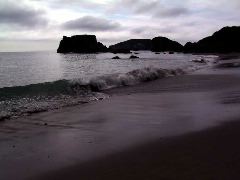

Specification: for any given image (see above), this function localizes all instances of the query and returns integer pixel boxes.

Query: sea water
[0,51,217,119]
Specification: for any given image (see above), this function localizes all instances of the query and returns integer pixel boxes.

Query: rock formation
[151,37,183,52]
[57,35,108,53]
[111,49,131,54]
[109,38,184,53]
[57,26,240,54]
[129,55,139,59]
[97,42,108,52]
[184,26,240,53]
[109,39,152,52]
[112,56,121,59]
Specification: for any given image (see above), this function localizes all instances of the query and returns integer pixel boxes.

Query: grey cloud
[131,26,175,37]
[62,16,121,32]
[0,1,47,28]
[154,7,189,17]
[31,0,106,11]
[112,0,190,18]
[135,1,159,14]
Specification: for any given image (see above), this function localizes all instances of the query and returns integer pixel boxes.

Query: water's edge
[0,67,189,121]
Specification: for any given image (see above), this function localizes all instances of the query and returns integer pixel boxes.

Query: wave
[0,80,91,101]
[0,67,186,100]
[0,67,189,121]
[89,67,186,91]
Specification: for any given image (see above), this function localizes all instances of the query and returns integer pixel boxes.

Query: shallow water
[0,51,217,119]
[0,51,214,88]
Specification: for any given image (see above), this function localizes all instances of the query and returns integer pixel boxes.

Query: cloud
[132,26,175,36]
[1,0,240,52]
[62,16,121,32]
[109,0,190,18]
[31,0,107,11]
[134,1,159,14]
[0,0,47,28]
[154,7,189,17]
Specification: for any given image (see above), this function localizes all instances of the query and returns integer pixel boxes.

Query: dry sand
[1,63,240,180]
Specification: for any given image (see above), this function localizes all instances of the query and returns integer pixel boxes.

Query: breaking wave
[0,67,186,100]
[0,66,194,121]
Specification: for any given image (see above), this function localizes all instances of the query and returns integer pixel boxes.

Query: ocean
[0,51,217,120]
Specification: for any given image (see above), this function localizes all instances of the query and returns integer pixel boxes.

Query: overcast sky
[0,0,239,52]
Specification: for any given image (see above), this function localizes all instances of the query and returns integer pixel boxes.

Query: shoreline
[1,63,240,179]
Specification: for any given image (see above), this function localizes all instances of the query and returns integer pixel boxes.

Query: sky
[0,0,239,52]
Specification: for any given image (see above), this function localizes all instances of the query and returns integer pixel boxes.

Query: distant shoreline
[57,26,240,54]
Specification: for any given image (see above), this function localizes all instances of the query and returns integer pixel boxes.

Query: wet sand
[1,63,240,179]
[34,120,240,180]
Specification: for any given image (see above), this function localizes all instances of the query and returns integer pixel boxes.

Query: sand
[1,63,240,180]
[34,121,240,180]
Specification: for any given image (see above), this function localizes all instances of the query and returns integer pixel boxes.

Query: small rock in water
[217,62,240,68]
[112,56,121,59]
[129,55,139,59]
[192,58,206,63]
[0,114,10,121]
[81,101,89,104]
[44,123,48,126]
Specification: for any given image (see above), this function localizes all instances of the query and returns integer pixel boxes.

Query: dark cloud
[0,1,47,28]
[62,16,121,32]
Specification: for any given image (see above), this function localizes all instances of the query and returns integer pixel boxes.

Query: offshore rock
[184,26,240,53]
[57,35,108,53]
[151,37,183,52]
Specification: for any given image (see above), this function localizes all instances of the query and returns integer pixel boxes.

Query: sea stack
[151,37,183,52]
[184,26,240,53]
[57,35,108,53]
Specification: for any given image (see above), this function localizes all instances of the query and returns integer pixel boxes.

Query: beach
[0,55,240,180]
[1,0,240,179]
[1,58,240,180]
[35,120,240,180]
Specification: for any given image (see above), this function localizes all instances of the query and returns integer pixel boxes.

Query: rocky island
[109,39,152,51]
[57,26,240,54]
[151,36,183,52]
[109,37,183,52]
[184,26,240,53]
[57,35,108,53]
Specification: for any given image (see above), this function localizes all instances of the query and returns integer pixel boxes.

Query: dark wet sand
[34,121,240,180]
[2,63,240,180]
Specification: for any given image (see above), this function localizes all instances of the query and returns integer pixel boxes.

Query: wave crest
[89,67,185,91]
[0,67,186,100]
[0,67,187,120]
